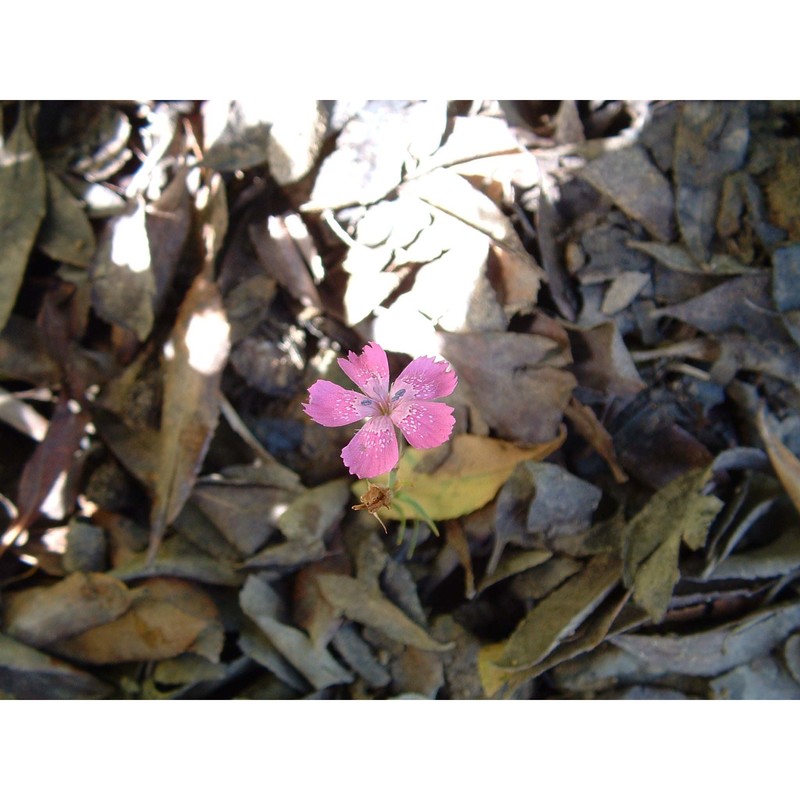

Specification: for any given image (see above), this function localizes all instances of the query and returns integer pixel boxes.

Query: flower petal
[337,342,390,401]
[390,355,457,401]
[303,380,375,427]
[341,415,399,479]
[391,399,455,449]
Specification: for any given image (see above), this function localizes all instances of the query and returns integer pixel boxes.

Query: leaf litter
[2,99,800,699]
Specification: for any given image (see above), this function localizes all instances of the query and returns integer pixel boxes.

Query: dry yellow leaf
[353,430,566,523]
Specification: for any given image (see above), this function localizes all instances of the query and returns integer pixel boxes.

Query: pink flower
[303,342,457,479]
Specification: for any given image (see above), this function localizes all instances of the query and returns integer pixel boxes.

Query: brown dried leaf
[564,396,628,482]
[7,394,89,542]
[757,407,800,518]
[51,578,224,665]
[149,274,230,559]
[3,572,131,648]
[569,321,645,398]
[441,331,576,444]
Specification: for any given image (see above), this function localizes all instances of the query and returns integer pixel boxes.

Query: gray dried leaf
[109,534,243,587]
[330,623,391,688]
[493,462,602,570]
[580,145,675,241]
[709,656,800,699]
[772,244,800,348]
[0,633,112,699]
[613,600,800,676]
[315,573,453,653]
[239,575,352,690]
[278,479,350,541]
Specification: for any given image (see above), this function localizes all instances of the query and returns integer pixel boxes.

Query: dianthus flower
[303,342,457,479]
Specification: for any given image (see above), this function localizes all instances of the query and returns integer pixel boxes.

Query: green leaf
[622,467,723,621]
[490,553,623,672]
[0,110,46,331]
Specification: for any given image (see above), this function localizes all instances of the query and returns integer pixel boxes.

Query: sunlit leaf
[353,432,565,523]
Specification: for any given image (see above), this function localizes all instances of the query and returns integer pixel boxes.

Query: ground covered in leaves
[2,100,800,699]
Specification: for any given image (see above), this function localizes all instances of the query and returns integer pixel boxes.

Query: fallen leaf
[0,109,47,331]
[0,632,112,699]
[484,588,630,698]
[353,432,566,523]
[315,573,453,652]
[6,394,89,545]
[249,215,322,309]
[772,244,800,348]
[613,600,800,676]
[564,396,628,482]
[478,549,553,592]
[37,170,96,267]
[305,101,448,210]
[580,144,675,241]
[673,102,749,261]
[330,623,391,688]
[190,481,298,556]
[90,196,156,341]
[3,572,130,648]
[490,553,622,671]
[756,406,800,517]
[240,575,352,690]
[51,578,224,665]
[569,321,645,398]
[710,656,800,700]
[622,467,723,620]
[149,273,230,559]
[441,331,576,444]
[108,533,243,587]
[277,478,350,541]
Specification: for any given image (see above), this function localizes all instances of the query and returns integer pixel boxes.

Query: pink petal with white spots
[337,342,390,401]
[303,380,375,427]
[391,398,455,449]
[341,415,399,479]
[391,356,457,401]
